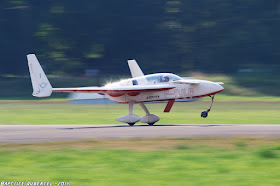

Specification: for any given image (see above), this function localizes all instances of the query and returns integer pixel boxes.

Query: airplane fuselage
[105,73,224,103]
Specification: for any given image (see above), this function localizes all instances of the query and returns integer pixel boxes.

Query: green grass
[0,101,279,124]
[1,138,280,185]
[200,94,280,101]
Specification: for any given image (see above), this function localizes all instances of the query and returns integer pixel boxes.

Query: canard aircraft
[27,54,224,126]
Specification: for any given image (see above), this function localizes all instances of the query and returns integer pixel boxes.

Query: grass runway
[0,100,279,124]
[1,138,280,185]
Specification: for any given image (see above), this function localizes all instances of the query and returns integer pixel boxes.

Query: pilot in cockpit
[162,75,169,82]
[156,75,170,83]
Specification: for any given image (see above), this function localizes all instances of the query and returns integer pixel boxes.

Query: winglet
[27,54,52,97]
[127,59,145,78]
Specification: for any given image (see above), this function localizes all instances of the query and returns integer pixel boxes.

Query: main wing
[53,84,175,97]
[173,79,224,85]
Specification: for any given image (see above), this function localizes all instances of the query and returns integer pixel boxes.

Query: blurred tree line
[0,0,279,76]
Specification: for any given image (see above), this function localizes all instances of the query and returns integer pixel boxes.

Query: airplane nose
[215,83,224,92]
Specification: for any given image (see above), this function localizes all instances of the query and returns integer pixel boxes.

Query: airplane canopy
[144,73,182,84]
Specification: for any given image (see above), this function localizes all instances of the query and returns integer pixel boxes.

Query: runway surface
[0,124,280,143]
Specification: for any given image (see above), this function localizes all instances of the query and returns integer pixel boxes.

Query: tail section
[27,54,52,97]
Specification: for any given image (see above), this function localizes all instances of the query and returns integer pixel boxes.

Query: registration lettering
[164,88,194,98]
[146,95,160,99]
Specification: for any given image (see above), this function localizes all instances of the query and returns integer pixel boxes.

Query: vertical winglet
[27,54,52,97]
[164,99,175,112]
[127,59,148,85]
[127,59,145,78]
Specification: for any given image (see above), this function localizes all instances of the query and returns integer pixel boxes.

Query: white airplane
[27,54,224,126]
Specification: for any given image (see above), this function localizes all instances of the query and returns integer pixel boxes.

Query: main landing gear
[116,102,160,126]
[201,95,215,118]
[138,103,160,126]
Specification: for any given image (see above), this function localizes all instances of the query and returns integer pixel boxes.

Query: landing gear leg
[139,103,160,125]
[127,102,137,126]
[201,95,215,118]
[116,101,140,126]
[128,101,134,115]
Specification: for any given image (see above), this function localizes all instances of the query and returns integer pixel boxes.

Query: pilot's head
[162,75,169,82]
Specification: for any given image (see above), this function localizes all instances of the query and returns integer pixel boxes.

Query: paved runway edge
[0,124,280,143]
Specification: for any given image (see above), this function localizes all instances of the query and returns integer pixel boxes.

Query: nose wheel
[201,111,208,118]
[201,95,215,118]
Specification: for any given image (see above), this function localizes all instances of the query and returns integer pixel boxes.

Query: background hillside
[0,0,279,98]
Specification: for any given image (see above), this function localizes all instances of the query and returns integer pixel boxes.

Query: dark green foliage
[235,141,248,148]
[273,145,280,151]
[175,144,190,150]
[0,0,279,76]
[257,149,278,159]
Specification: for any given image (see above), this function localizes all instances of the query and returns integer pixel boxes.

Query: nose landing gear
[201,111,208,118]
[201,95,215,118]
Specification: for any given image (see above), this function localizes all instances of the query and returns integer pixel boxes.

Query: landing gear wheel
[201,111,208,118]
[128,123,135,126]
[201,95,215,118]
[148,123,155,126]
